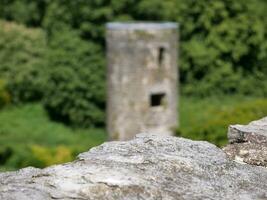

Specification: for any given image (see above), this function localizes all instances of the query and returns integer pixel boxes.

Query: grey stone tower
[106,22,179,141]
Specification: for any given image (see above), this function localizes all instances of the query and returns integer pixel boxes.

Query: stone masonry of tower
[106,22,179,140]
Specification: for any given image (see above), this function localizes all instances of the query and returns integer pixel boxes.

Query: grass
[180,95,255,131]
[0,103,106,147]
[179,95,267,146]
[0,103,106,171]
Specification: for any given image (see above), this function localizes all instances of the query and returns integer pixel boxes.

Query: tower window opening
[150,93,166,107]
[158,47,165,65]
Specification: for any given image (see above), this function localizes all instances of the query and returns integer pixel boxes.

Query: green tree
[44,29,106,127]
[0,20,47,103]
[174,0,267,96]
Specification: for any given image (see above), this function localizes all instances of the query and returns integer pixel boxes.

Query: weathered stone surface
[106,22,179,140]
[228,117,267,144]
[223,142,267,166]
[1,134,267,200]
[224,117,267,167]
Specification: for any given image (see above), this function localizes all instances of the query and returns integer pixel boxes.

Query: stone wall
[1,117,267,199]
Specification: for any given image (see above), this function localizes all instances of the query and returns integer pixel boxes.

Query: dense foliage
[44,30,105,127]
[0,20,46,103]
[1,0,267,127]
[0,20,105,127]
[0,80,10,108]
[177,0,267,96]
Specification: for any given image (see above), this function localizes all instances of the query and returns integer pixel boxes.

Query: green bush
[0,20,47,103]
[0,80,10,108]
[44,30,106,127]
[0,20,106,128]
[3,145,75,169]
[30,145,74,167]
[2,144,79,170]
[0,20,106,127]
[0,146,12,165]
[177,98,267,146]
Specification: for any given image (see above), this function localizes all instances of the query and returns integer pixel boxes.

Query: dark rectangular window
[158,47,165,66]
[150,93,166,107]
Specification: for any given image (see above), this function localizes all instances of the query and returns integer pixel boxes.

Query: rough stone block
[224,117,267,167]
[1,134,267,199]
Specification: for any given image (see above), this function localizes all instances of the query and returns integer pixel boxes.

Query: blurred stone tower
[106,22,179,141]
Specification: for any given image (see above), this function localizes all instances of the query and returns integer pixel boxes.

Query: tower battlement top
[106,22,178,30]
